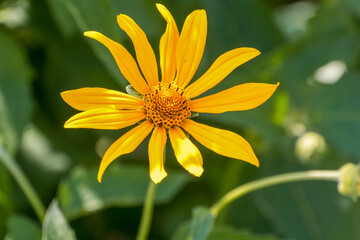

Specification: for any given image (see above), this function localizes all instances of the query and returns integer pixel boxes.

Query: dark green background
[0,0,359,239]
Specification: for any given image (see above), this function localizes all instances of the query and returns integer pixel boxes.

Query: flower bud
[337,163,360,201]
[295,132,326,164]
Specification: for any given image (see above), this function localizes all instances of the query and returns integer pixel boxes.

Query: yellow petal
[182,119,259,166]
[84,31,149,95]
[148,125,167,183]
[191,82,279,113]
[98,121,154,182]
[64,109,145,129]
[185,48,261,98]
[175,10,207,88]
[156,3,179,83]
[168,126,203,177]
[61,87,143,111]
[117,14,159,87]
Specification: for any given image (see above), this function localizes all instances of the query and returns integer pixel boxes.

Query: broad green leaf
[0,31,32,237]
[207,226,278,240]
[252,156,360,240]
[5,215,41,240]
[18,125,72,201]
[204,0,283,56]
[172,223,278,240]
[254,182,360,240]
[49,0,126,87]
[58,164,189,219]
[0,30,33,154]
[310,72,360,157]
[45,0,77,38]
[275,3,358,100]
[189,206,215,240]
[42,200,76,240]
[342,0,360,17]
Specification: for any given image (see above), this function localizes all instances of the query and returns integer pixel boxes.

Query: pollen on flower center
[143,82,191,129]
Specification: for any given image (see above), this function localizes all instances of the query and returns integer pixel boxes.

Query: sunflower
[61,4,279,184]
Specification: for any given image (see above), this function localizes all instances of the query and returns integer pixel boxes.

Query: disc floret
[144,82,191,129]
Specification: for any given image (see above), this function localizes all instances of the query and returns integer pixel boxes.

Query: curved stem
[210,170,339,217]
[0,147,46,222]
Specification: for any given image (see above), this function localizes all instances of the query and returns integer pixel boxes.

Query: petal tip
[250,154,260,167]
[188,165,204,177]
[97,172,103,183]
[199,9,206,14]
[197,9,207,19]
[117,14,127,21]
[151,171,167,184]
[248,48,261,58]
[63,121,71,128]
[155,3,163,8]
[60,91,66,99]
[84,31,95,37]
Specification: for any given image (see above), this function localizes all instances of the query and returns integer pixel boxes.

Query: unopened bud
[295,132,326,164]
[337,163,360,201]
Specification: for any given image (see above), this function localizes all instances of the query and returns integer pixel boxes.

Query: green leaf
[0,30,33,154]
[42,200,76,240]
[310,72,360,157]
[274,2,359,99]
[45,0,77,38]
[207,226,278,240]
[5,215,41,240]
[58,163,189,219]
[0,30,32,235]
[172,223,278,240]
[189,206,215,240]
[18,125,72,201]
[253,180,360,240]
[48,0,126,87]
[204,0,283,56]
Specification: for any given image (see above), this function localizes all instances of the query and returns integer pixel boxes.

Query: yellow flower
[61,4,279,184]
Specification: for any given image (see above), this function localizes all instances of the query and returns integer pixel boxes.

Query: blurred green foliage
[0,0,360,239]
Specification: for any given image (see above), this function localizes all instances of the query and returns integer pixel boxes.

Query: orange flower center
[143,82,191,129]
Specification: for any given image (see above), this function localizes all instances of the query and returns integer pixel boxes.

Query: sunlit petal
[156,3,179,83]
[61,87,143,111]
[64,109,145,129]
[182,119,259,166]
[175,10,207,88]
[191,82,279,113]
[168,126,203,177]
[117,14,159,87]
[148,125,167,183]
[84,31,149,94]
[185,48,261,98]
[98,121,154,182]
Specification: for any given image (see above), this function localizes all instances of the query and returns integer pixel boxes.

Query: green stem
[210,170,339,217]
[136,148,166,240]
[0,147,46,222]
[136,181,157,240]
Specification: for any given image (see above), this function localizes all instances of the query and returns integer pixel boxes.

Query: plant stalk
[0,147,46,222]
[210,170,340,217]
[136,180,157,240]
